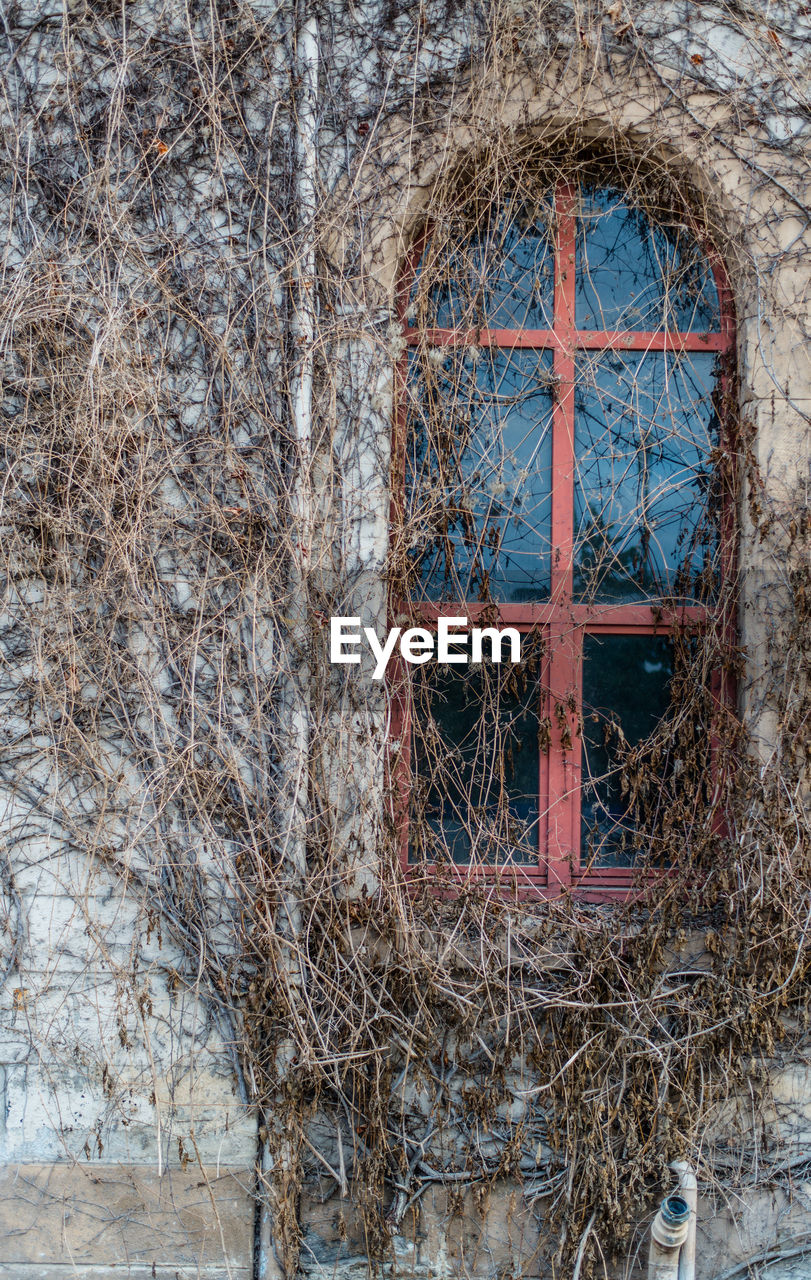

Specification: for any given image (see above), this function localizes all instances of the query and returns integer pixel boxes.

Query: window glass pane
[575,187,721,332]
[407,347,554,603]
[410,662,541,865]
[581,634,674,868]
[573,351,719,603]
[408,195,555,330]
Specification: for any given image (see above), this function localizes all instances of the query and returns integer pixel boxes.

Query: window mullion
[544,180,581,889]
[546,621,581,890]
[550,179,576,605]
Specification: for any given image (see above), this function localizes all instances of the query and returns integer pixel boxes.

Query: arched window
[395,176,735,895]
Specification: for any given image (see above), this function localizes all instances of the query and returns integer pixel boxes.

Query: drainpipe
[671,1161,697,1280]
[256,10,319,1280]
[648,1193,691,1280]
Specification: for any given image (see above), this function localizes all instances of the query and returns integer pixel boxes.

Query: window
[394,176,734,895]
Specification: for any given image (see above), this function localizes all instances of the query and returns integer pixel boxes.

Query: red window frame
[391,179,736,898]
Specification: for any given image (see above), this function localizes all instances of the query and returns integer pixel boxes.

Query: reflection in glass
[573,352,718,603]
[410,664,540,865]
[576,187,721,332]
[581,634,674,867]
[407,348,554,602]
[410,196,555,330]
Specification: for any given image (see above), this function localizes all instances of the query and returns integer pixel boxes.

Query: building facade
[0,1,809,1278]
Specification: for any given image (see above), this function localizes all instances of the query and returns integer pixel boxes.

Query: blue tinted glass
[409,194,555,329]
[581,634,674,868]
[576,188,721,331]
[481,206,555,328]
[411,239,478,330]
[410,665,540,865]
[573,352,718,603]
[407,348,554,602]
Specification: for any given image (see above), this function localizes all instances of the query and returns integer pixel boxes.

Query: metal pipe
[256,15,319,1280]
[648,1193,691,1280]
[671,1160,698,1280]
